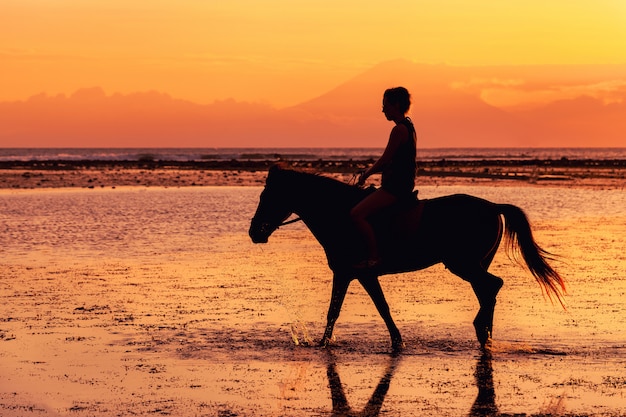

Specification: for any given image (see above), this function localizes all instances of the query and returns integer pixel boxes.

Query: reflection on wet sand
[469,350,498,417]
[1,185,625,415]
[325,349,401,417]
[324,349,499,417]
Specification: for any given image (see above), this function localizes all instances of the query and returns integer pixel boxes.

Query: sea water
[1,184,626,415]
[1,147,625,162]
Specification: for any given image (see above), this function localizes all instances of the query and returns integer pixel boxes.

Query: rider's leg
[350,188,397,266]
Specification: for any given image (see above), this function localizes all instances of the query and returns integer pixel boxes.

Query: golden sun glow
[1,0,625,147]
[3,0,625,105]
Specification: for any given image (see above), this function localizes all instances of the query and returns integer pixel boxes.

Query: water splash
[290,320,313,346]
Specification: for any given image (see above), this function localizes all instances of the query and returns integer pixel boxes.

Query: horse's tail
[497,204,566,308]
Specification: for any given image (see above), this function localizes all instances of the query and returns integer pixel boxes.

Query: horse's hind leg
[472,271,504,348]
[449,264,503,348]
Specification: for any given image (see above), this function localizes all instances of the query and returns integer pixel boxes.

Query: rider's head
[383,87,411,115]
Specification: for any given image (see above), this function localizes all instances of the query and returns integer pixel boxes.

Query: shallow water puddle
[1,186,625,415]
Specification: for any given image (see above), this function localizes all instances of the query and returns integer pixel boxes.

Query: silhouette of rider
[351,87,417,269]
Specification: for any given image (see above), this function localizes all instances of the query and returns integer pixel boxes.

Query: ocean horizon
[1,147,626,163]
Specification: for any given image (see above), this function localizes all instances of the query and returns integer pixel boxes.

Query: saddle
[362,186,426,240]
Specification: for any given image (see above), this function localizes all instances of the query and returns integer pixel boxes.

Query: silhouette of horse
[249,165,565,350]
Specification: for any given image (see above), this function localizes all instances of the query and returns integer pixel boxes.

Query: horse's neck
[287,174,360,250]
[288,173,355,217]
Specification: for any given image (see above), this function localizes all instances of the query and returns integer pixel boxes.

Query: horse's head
[249,165,294,243]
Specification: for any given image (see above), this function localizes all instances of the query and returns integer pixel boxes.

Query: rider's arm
[359,124,408,184]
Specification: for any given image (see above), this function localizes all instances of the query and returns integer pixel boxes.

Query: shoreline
[1,158,625,189]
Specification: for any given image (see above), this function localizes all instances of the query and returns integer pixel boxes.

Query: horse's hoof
[480,340,493,353]
[476,328,492,348]
[319,337,333,349]
[392,339,405,353]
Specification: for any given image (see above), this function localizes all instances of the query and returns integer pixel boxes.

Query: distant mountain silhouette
[1,60,625,147]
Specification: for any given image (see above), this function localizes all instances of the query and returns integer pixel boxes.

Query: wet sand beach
[1,166,626,416]
[1,157,625,189]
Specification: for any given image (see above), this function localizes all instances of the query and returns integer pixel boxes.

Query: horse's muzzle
[250,233,268,244]
[249,221,271,244]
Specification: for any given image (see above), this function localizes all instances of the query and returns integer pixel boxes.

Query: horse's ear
[269,164,283,175]
[267,163,286,185]
[271,162,292,171]
[269,162,293,178]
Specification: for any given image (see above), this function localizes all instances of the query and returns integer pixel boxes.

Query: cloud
[560,80,626,104]
[454,75,626,108]
[2,61,626,148]
[451,78,526,89]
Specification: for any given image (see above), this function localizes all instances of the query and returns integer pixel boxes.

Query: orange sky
[2,1,626,148]
[3,0,626,107]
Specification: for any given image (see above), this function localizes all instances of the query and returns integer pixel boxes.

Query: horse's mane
[269,165,363,205]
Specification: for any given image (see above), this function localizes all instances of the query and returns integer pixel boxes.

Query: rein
[278,216,302,227]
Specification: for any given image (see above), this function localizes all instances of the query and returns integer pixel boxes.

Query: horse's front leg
[358,274,404,352]
[321,274,351,347]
